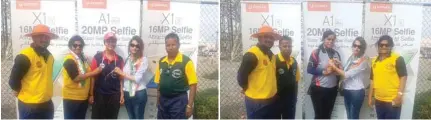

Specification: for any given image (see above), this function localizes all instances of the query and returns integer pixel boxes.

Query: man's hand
[186,105,193,118]
[14,91,19,97]
[120,93,125,105]
[393,95,403,107]
[88,96,94,104]
[368,96,374,108]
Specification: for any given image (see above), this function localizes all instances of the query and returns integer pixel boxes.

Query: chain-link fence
[220,0,431,119]
[1,0,219,119]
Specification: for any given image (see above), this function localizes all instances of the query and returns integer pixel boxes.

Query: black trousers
[310,85,338,119]
[91,92,121,119]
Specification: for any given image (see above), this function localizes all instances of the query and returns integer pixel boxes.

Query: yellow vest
[62,54,91,100]
[372,52,400,102]
[245,46,277,99]
[18,47,54,103]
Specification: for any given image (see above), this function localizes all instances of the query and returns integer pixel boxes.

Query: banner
[240,1,302,118]
[77,0,140,59]
[141,1,200,119]
[302,2,363,119]
[364,3,423,119]
[240,2,301,57]
[141,0,200,73]
[11,0,76,119]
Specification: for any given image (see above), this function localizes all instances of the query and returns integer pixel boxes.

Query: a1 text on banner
[302,1,363,119]
[77,0,141,59]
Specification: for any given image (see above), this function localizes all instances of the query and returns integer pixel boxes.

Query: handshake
[324,59,341,75]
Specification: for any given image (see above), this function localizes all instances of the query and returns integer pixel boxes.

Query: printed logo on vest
[278,68,284,75]
[263,60,268,66]
[36,61,42,68]
[160,68,163,74]
[172,69,182,79]
[385,63,395,70]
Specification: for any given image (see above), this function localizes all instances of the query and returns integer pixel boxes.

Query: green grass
[194,88,218,119]
[413,90,431,119]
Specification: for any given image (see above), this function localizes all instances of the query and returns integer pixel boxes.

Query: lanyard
[101,52,117,81]
[126,56,142,96]
[70,51,87,88]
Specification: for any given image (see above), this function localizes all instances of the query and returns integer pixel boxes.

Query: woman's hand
[368,95,374,108]
[113,67,123,75]
[88,96,94,104]
[392,95,403,107]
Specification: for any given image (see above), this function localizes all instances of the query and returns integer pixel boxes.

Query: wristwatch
[398,92,404,96]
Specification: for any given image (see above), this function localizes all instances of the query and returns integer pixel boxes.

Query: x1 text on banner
[302,1,363,119]
[78,0,141,59]
[11,0,77,119]
[364,3,423,119]
[240,1,301,58]
[141,0,200,72]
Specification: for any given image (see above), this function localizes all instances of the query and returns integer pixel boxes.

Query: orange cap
[251,26,281,40]
[24,24,59,39]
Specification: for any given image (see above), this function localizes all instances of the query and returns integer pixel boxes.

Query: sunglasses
[130,43,140,49]
[352,44,361,49]
[379,44,390,48]
[73,44,84,48]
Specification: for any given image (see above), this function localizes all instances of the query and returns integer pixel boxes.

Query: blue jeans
[18,100,54,119]
[343,89,365,119]
[245,96,277,119]
[157,93,188,119]
[124,89,148,119]
[375,100,401,119]
[63,99,88,119]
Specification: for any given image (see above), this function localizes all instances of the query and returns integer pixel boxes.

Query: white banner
[302,2,363,119]
[364,3,423,119]
[77,0,141,118]
[241,1,302,118]
[141,1,200,71]
[10,0,76,119]
[77,0,141,59]
[240,2,302,58]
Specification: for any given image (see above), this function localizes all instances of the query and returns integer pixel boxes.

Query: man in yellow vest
[368,35,407,119]
[237,26,281,119]
[9,24,58,119]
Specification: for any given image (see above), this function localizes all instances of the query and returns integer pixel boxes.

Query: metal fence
[0,0,219,119]
[220,0,431,119]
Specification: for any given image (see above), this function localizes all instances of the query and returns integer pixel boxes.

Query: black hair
[376,35,394,47]
[165,32,180,46]
[68,35,85,49]
[128,36,144,59]
[280,36,292,42]
[322,30,336,41]
[352,36,367,57]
